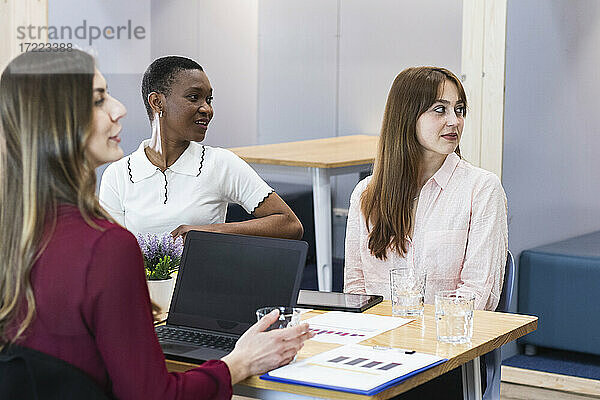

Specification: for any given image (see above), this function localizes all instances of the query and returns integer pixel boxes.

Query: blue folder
[260,358,447,396]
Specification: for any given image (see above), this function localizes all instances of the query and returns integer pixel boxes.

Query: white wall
[151,0,259,148]
[337,0,463,138]
[503,0,600,355]
[258,0,338,145]
[48,0,151,74]
[258,0,463,148]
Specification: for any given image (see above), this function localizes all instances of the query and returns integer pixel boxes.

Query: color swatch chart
[309,327,367,339]
[326,355,402,370]
[304,311,412,344]
[264,344,446,393]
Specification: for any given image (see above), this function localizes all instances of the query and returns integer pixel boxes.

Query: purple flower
[136,233,184,280]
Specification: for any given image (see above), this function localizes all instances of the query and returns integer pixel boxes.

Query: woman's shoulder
[350,175,372,201]
[453,160,505,203]
[36,209,141,322]
[54,210,144,288]
[104,140,150,172]
[201,145,251,170]
[456,158,502,188]
[55,205,138,247]
[102,153,132,179]
[356,175,372,190]
[203,145,239,160]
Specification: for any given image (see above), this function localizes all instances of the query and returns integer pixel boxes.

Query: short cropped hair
[141,56,203,120]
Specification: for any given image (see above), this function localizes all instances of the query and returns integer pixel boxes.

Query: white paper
[266,344,444,392]
[304,311,412,344]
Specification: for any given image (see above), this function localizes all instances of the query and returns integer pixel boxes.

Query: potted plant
[136,233,184,317]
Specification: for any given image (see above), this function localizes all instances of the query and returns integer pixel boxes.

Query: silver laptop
[156,230,308,363]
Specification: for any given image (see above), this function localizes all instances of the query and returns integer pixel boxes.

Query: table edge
[167,316,538,399]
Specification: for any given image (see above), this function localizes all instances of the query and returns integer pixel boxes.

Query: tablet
[296,290,383,313]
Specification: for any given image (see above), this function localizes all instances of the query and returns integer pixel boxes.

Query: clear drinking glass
[256,306,301,331]
[390,268,427,317]
[435,290,475,343]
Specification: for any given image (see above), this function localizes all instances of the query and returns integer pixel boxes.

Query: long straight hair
[0,50,112,349]
[361,67,467,260]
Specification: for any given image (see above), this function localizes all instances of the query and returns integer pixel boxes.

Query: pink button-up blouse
[343,153,508,311]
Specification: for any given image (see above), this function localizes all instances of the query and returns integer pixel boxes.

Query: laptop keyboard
[156,326,237,352]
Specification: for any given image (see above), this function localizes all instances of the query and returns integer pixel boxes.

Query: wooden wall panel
[461,0,507,178]
[0,0,48,72]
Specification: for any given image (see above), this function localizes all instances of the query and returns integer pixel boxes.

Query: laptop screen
[167,231,308,335]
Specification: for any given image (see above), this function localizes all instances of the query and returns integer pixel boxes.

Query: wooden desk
[229,135,379,292]
[166,302,537,400]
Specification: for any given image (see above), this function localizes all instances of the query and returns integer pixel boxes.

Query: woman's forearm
[184,213,303,240]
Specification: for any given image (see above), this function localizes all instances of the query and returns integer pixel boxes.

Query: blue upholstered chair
[518,231,600,356]
[482,250,515,400]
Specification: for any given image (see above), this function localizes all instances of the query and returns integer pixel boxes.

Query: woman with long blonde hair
[0,50,312,399]
[344,66,508,311]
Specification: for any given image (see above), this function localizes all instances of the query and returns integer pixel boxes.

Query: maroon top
[19,205,232,400]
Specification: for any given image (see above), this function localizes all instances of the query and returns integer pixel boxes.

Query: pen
[371,345,416,354]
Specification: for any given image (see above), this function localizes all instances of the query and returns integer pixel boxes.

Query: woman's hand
[170,224,195,240]
[171,224,220,240]
[221,310,314,384]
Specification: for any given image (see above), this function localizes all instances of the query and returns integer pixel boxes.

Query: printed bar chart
[262,344,447,395]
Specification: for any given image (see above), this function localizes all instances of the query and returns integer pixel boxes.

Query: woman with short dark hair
[99,56,303,241]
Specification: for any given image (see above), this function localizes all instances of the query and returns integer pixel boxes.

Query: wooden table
[166,302,538,400]
[229,135,379,291]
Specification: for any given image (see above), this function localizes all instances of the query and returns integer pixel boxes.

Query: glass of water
[390,268,427,317]
[435,290,475,343]
[256,306,301,331]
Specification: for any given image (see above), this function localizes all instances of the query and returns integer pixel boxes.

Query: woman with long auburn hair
[344,66,508,312]
[0,50,312,399]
